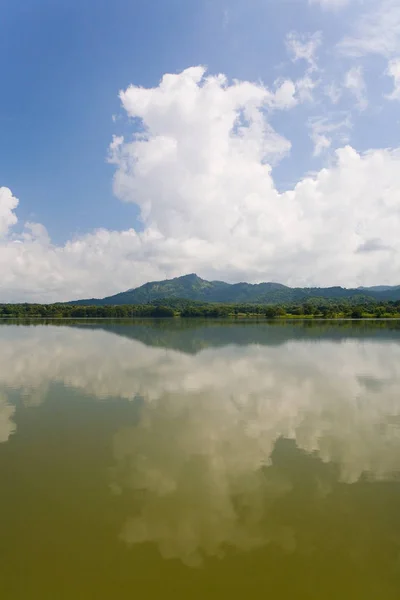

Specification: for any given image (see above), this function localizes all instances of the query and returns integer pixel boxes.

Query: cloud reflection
[0,325,400,482]
[1,323,400,564]
[0,394,15,443]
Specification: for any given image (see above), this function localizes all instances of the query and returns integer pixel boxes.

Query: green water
[1,320,400,599]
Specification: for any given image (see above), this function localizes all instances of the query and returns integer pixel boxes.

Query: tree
[265,306,286,318]
[150,306,175,318]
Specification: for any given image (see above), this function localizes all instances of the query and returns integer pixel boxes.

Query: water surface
[1,320,400,599]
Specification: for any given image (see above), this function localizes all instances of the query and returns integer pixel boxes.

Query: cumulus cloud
[1,66,400,300]
[0,187,18,237]
[109,67,400,288]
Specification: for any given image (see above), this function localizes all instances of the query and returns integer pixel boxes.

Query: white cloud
[308,114,352,156]
[0,187,18,237]
[286,31,322,70]
[339,0,400,57]
[344,66,367,110]
[1,66,400,301]
[386,58,400,100]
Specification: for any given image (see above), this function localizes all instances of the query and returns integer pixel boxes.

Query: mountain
[67,274,400,305]
[358,285,400,292]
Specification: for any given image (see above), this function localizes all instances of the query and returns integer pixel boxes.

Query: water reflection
[1,324,400,479]
[1,322,400,572]
[112,433,400,571]
[0,393,15,443]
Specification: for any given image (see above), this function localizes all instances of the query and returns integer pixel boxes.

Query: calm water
[1,320,400,599]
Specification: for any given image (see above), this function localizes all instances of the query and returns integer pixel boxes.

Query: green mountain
[67,273,400,305]
[358,285,400,293]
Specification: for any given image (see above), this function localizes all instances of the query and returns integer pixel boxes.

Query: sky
[1,0,400,302]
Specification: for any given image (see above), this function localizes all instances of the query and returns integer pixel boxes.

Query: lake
[1,320,400,599]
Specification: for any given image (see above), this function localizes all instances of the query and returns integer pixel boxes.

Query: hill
[358,285,400,294]
[66,274,400,305]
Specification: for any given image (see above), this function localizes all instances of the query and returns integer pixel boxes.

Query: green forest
[1,297,400,319]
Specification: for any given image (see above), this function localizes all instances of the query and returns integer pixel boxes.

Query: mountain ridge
[66,274,400,305]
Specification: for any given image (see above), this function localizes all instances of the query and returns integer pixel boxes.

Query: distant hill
[66,274,400,305]
[358,285,400,293]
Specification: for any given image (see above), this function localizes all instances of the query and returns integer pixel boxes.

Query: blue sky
[1,0,400,301]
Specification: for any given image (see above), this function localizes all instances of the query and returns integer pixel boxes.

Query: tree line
[1,297,400,319]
